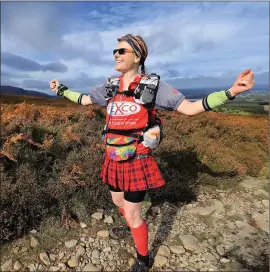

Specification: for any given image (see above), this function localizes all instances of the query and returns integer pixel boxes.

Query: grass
[1,94,80,108]
[36,216,78,251]
[1,97,268,249]
[214,107,253,115]
[197,174,242,191]
[258,164,269,179]
[213,95,268,115]
[0,215,78,263]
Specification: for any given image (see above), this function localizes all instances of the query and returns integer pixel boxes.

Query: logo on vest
[107,102,141,116]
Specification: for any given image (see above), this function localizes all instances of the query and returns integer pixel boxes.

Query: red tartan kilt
[100,154,165,192]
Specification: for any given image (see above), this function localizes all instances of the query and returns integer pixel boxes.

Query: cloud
[0,77,20,87]
[166,71,269,90]
[43,62,68,73]
[0,2,268,92]
[22,79,49,90]
[2,52,42,71]
[60,73,107,92]
[1,71,33,79]
[168,69,181,78]
[253,71,269,85]
[1,52,68,73]
[1,2,64,53]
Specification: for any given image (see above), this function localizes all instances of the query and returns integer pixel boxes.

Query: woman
[50,34,254,271]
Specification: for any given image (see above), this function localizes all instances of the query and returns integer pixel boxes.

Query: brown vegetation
[0,101,268,244]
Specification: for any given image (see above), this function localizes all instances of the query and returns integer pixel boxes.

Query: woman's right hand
[50,79,60,93]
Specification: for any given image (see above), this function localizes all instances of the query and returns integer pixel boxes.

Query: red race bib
[106,94,148,130]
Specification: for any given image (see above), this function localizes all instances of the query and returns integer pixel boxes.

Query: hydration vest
[101,73,164,144]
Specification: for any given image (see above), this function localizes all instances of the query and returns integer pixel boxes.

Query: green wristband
[57,84,83,104]
[202,90,228,110]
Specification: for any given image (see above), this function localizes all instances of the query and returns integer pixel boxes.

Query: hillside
[0,94,76,107]
[1,83,268,100]
[1,92,268,117]
[180,84,269,99]
[0,101,268,271]
[0,86,53,97]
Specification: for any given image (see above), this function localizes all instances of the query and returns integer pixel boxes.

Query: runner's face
[114,41,140,73]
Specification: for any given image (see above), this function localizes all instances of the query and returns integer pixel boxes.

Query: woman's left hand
[228,69,255,96]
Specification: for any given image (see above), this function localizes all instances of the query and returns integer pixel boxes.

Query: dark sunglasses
[113,48,134,55]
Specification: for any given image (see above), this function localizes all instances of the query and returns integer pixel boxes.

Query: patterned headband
[122,36,148,62]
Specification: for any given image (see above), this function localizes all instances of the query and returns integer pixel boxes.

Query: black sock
[137,251,149,266]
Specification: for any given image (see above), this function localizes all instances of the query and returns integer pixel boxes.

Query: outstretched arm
[81,95,93,106]
[50,79,93,105]
[177,69,255,116]
[176,99,205,116]
[49,79,107,106]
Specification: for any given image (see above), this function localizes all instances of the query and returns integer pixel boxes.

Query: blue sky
[1,1,269,95]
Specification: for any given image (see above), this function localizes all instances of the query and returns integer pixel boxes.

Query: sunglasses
[113,48,134,55]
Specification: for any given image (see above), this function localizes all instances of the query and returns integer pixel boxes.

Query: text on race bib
[107,102,141,116]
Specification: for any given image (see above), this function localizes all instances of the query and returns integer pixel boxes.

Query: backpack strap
[104,73,160,105]
[104,77,120,101]
[133,73,160,108]
[102,77,120,140]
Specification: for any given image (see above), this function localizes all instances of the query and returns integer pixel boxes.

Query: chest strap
[102,128,145,141]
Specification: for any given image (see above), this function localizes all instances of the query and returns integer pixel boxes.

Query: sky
[1,1,269,95]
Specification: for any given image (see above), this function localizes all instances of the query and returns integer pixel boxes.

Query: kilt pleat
[100,154,165,191]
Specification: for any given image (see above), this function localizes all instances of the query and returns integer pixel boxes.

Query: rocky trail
[1,176,269,272]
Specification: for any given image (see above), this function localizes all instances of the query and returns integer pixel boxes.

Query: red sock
[130,220,149,256]
[119,208,130,227]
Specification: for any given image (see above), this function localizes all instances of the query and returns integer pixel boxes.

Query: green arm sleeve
[56,84,83,104]
[202,90,230,111]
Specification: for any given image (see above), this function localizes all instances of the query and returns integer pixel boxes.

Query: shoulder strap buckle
[150,73,160,80]
[104,77,120,100]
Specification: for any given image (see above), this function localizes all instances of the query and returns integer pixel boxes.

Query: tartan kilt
[100,154,165,192]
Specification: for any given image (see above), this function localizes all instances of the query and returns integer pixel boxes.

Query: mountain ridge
[0,85,53,97]
[0,84,268,99]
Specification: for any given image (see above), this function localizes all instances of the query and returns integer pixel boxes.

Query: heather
[1,102,268,243]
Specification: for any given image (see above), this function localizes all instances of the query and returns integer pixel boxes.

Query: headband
[122,36,148,63]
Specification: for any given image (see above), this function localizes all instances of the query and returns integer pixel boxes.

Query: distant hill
[180,84,269,99]
[0,85,53,98]
[0,83,268,101]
